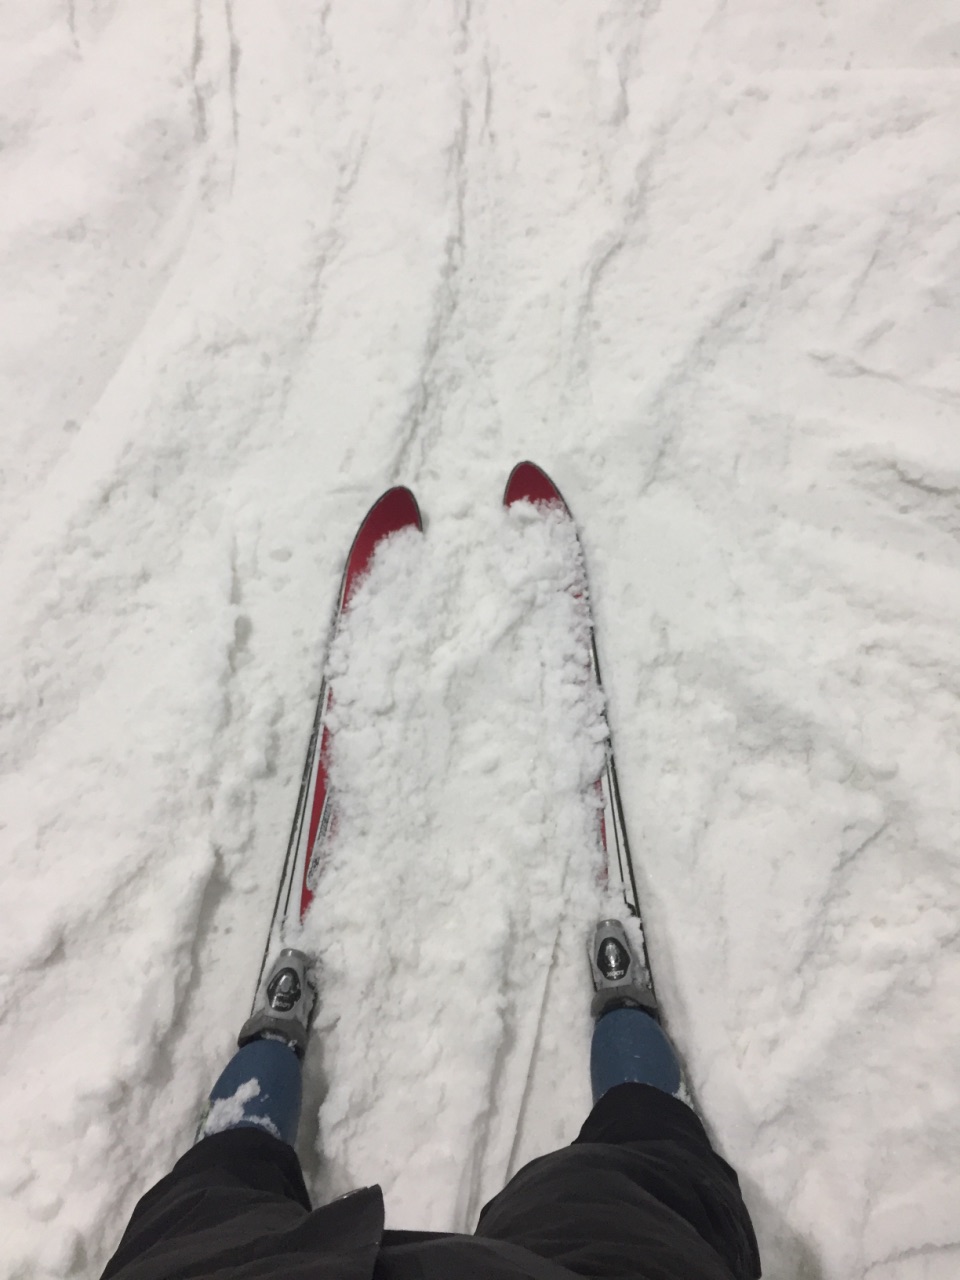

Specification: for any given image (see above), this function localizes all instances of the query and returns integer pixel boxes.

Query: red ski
[252,487,422,999]
[503,462,652,983]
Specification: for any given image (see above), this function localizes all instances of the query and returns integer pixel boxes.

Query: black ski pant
[101,1082,761,1280]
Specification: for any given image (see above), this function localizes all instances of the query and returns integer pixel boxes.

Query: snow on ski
[457,461,651,1216]
[503,461,655,993]
[249,467,648,1224]
[251,486,423,1005]
[442,466,599,1221]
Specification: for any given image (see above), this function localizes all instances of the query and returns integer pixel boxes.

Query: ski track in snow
[0,2,959,1278]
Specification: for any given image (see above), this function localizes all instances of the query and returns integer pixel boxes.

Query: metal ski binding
[589,919,658,1020]
[238,948,317,1058]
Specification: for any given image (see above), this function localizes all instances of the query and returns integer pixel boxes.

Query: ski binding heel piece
[238,948,317,1058]
[589,919,658,1020]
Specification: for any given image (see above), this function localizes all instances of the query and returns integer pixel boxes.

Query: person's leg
[101,950,320,1280]
[474,921,761,1280]
[588,916,684,1101]
[591,1006,683,1100]
[196,947,314,1145]
[100,1128,316,1280]
[198,1037,303,1144]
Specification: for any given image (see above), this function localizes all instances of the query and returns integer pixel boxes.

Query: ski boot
[589,919,659,1020]
[238,948,316,1058]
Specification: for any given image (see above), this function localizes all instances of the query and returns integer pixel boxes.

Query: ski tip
[367,485,423,534]
[341,486,423,610]
[503,461,570,513]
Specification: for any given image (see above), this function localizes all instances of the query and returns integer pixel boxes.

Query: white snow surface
[0,2,959,1279]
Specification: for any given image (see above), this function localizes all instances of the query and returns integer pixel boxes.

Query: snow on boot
[238,948,316,1058]
[589,919,658,1020]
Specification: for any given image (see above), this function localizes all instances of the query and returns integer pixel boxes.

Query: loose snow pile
[0,2,959,1279]
[201,1079,279,1140]
[306,503,609,1229]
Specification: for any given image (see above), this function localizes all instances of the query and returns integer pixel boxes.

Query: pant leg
[475,1083,761,1280]
[100,1127,387,1280]
[100,1127,312,1279]
[101,1040,342,1280]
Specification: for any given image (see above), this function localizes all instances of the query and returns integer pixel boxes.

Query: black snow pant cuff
[99,1128,382,1280]
[577,1080,727,1149]
[477,1082,762,1280]
[173,1126,312,1206]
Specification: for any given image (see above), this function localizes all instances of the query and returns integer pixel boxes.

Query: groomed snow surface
[1,3,959,1278]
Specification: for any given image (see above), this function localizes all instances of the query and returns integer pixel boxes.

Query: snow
[201,1078,280,1140]
[0,2,958,1278]
[308,505,608,1229]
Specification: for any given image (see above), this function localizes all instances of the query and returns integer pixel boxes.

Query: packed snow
[1,2,959,1279]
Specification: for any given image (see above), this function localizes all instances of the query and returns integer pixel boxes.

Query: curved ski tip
[341,485,423,610]
[367,485,423,533]
[503,461,570,512]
